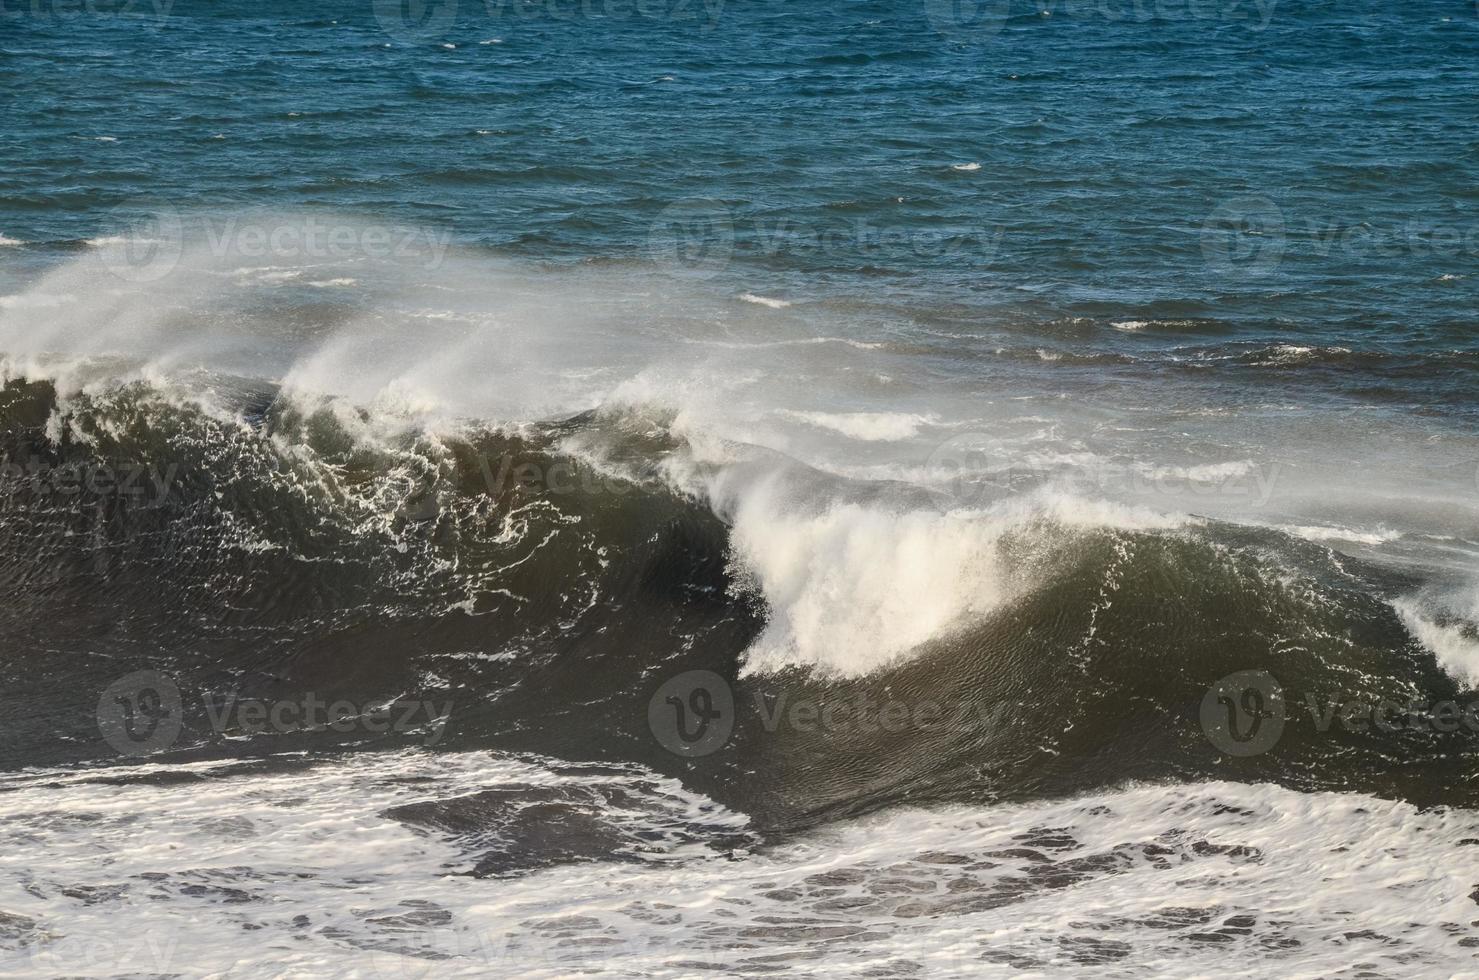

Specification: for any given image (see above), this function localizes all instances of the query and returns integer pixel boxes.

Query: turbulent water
[2,2,1479,976]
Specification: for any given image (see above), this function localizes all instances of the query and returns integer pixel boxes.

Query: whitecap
[1284,524,1400,546]
[83,234,155,247]
[1395,598,1479,689]
[776,409,936,441]
[738,292,791,309]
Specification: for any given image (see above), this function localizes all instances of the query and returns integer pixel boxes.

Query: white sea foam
[1284,523,1400,546]
[738,292,791,308]
[0,294,73,310]
[1395,597,1479,690]
[950,162,981,171]
[0,234,24,246]
[776,409,935,442]
[1253,344,1351,367]
[2,757,1475,977]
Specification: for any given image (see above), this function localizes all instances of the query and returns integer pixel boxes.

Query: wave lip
[1396,598,1479,690]
[776,409,937,442]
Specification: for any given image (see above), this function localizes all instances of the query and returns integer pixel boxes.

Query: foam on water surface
[3,753,1477,977]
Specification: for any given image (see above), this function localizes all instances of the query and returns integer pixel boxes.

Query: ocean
[2,0,1478,975]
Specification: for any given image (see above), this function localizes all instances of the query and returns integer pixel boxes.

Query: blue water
[4,0,1477,337]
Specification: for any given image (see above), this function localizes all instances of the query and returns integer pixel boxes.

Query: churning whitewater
[0,217,1477,973]
[6,1,1479,973]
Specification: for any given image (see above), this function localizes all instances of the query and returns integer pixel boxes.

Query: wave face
[0,288,1473,975]
[0,234,1476,834]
